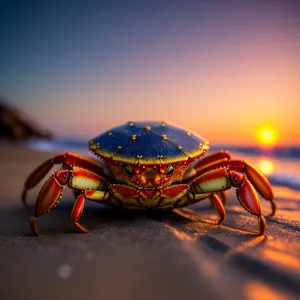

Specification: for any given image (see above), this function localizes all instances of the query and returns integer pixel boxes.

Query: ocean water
[26,138,300,190]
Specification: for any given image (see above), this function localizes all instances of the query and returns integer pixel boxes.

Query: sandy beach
[0,142,299,300]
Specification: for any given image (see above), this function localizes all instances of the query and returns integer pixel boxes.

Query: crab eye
[166,164,175,176]
[124,164,133,176]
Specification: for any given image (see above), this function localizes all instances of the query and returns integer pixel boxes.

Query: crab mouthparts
[137,175,162,188]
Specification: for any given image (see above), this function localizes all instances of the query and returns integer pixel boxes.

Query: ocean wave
[268,175,300,190]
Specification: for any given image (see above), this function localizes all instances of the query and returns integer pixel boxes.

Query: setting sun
[257,126,279,146]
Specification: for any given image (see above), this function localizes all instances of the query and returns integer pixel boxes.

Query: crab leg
[190,168,266,235]
[188,153,275,215]
[22,152,104,207]
[217,191,227,205]
[190,153,273,202]
[192,150,231,174]
[184,151,231,183]
[222,160,276,216]
[71,194,87,233]
[210,194,226,225]
[185,151,231,205]
[186,190,226,224]
[30,166,108,235]
[70,169,110,233]
[190,158,275,216]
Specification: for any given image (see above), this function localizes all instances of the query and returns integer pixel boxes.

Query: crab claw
[22,158,58,208]
[244,162,276,216]
[30,169,71,235]
[224,160,276,216]
[229,170,266,235]
[22,152,104,208]
[229,171,261,215]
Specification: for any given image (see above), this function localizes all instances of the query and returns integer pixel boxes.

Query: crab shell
[88,121,210,166]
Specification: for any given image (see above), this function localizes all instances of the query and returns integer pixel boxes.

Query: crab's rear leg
[190,168,267,235]
[31,166,109,236]
[22,152,104,207]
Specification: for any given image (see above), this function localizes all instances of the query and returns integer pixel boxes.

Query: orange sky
[1,1,300,146]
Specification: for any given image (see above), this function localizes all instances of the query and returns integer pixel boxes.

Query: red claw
[35,177,62,217]
[236,178,262,216]
[228,167,263,216]
[223,159,276,216]
[189,155,271,235]
[228,168,266,235]
[22,152,104,208]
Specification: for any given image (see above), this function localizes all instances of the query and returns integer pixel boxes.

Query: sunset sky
[1,0,300,146]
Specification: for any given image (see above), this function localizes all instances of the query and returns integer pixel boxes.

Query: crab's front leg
[22,152,105,207]
[188,155,276,216]
[30,166,109,235]
[228,160,276,216]
[190,168,267,235]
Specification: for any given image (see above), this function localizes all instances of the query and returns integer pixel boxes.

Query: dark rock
[0,100,53,141]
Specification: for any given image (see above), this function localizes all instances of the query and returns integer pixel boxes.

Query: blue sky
[1,0,300,145]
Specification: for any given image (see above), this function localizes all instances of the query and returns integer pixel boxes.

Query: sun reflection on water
[257,159,274,175]
[245,281,287,300]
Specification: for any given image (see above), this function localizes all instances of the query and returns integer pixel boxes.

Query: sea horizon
[25,137,300,191]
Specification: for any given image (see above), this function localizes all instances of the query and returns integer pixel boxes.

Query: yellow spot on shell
[162,122,166,126]
[186,132,191,136]
[145,126,151,131]
[136,155,143,162]
[117,145,122,149]
[129,121,134,126]
[108,132,112,135]
[162,135,168,140]
[178,145,182,149]
[131,134,136,140]
[202,141,210,151]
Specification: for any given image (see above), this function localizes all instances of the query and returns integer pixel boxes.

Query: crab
[22,121,276,236]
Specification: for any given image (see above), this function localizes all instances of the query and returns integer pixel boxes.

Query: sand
[0,142,299,300]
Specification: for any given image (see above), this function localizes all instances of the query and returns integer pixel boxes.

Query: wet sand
[0,142,299,300]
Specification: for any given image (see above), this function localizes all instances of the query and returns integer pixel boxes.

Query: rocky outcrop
[0,100,53,141]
